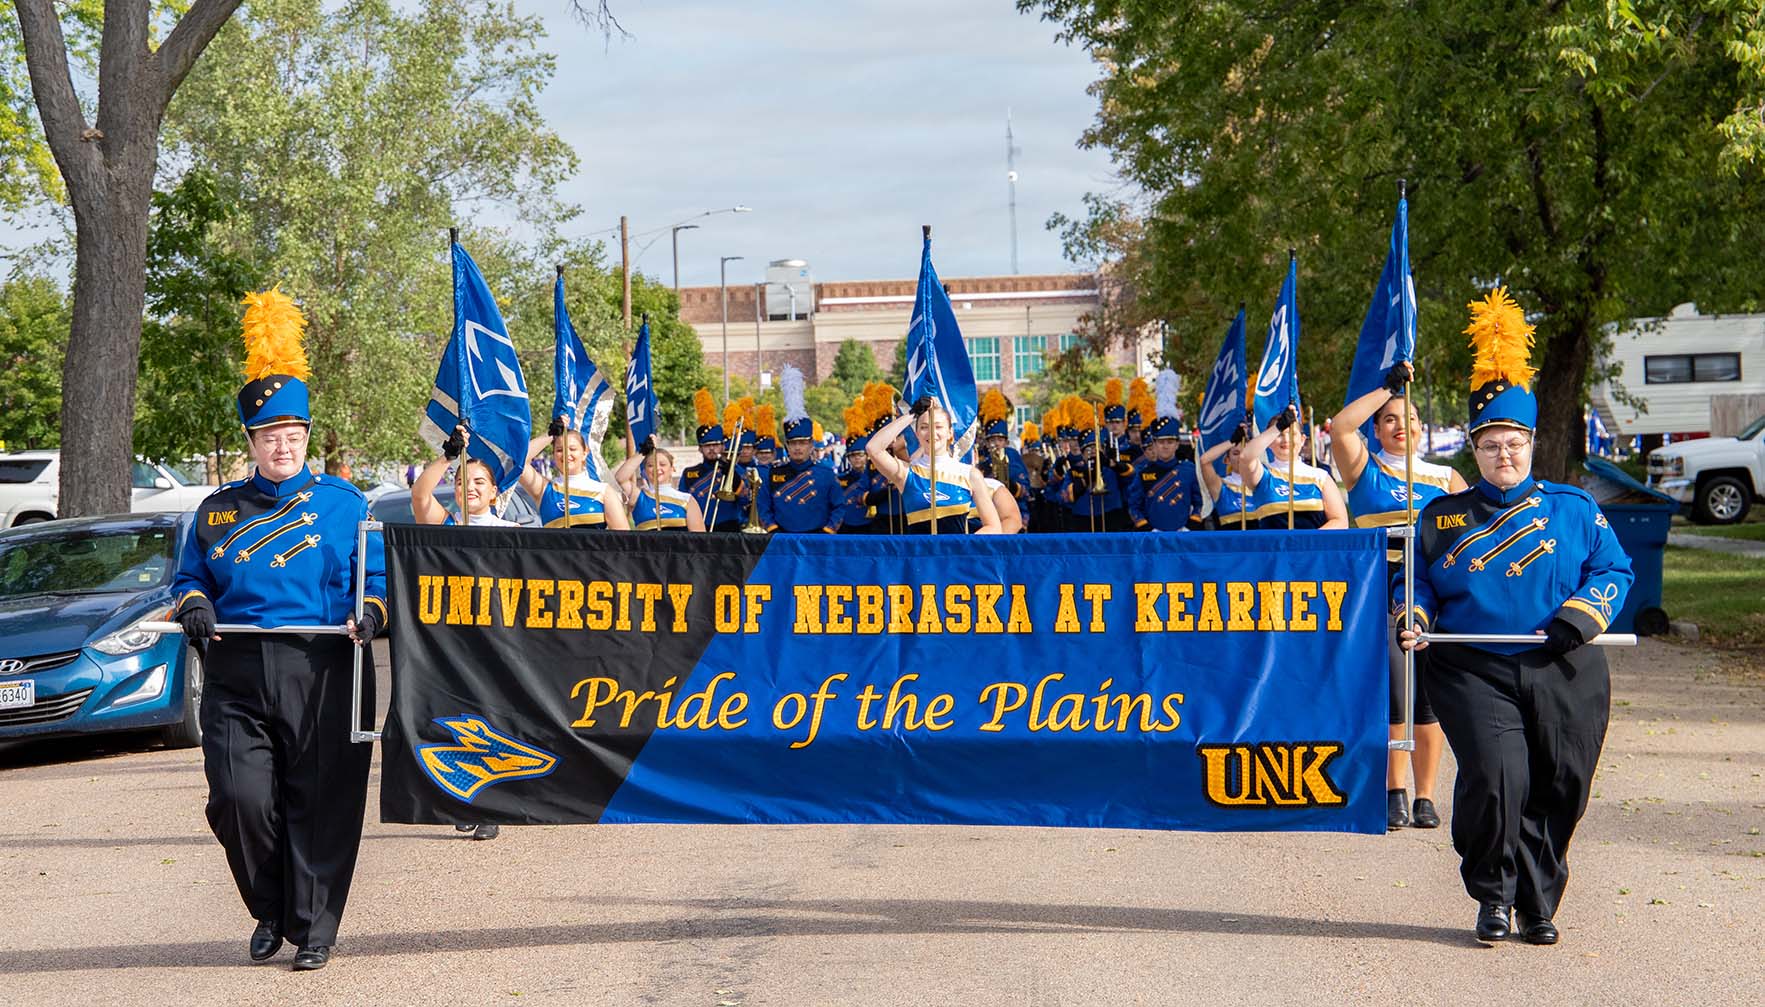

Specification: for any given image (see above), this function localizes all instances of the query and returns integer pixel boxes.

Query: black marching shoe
[292,945,332,972]
[249,919,284,962]
[1410,797,1440,829]
[1387,788,1410,831]
[472,823,500,840]
[1475,903,1512,942]
[1515,912,1559,945]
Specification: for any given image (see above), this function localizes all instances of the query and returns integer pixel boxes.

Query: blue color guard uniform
[631,484,693,530]
[1250,456,1332,530]
[902,459,975,534]
[539,476,612,528]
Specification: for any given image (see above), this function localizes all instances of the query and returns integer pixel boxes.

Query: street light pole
[754,281,763,388]
[720,255,744,402]
[671,224,700,296]
[670,205,752,296]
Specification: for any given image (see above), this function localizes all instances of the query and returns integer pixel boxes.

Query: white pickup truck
[1646,413,1765,524]
[0,450,216,528]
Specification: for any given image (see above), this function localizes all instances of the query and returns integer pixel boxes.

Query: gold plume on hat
[693,388,719,427]
[843,404,862,438]
[755,404,777,440]
[1022,420,1040,443]
[1105,377,1124,408]
[812,420,824,440]
[979,388,1011,424]
[1465,286,1537,391]
[239,286,310,381]
[1127,376,1150,405]
[723,402,743,430]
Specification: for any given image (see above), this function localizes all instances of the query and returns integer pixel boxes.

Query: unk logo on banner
[467,321,529,402]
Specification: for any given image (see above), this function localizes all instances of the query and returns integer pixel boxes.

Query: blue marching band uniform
[171,290,385,971]
[1399,289,1632,945]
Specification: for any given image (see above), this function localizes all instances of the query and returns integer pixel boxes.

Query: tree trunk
[59,159,156,517]
[1531,311,1594,483]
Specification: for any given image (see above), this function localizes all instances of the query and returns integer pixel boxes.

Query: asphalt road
[2,640,1761,1006]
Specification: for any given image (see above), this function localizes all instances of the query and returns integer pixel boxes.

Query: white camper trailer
[1591,303,1765,439]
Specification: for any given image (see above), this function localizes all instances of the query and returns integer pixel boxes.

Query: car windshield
[0,526,176,600]
[163,463,202,486]
[1739,415,1765,441]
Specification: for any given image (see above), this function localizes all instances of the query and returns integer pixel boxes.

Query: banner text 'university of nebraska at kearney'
[379,527,1390,834]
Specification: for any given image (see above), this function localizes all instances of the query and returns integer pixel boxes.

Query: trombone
[705,416,745,529]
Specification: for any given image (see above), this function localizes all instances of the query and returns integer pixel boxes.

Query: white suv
[0,451,217,528]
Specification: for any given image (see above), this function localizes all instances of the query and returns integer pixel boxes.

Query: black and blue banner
[380,527,1389,834]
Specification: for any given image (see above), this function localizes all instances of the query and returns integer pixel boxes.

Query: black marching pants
[199,634,375,947]
[1425,642,1609,918]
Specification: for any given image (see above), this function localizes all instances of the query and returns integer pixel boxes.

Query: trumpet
[990,446,1010,485]
[1090,406,1106,494]
[742,468,767,534]
[715,417,745,502]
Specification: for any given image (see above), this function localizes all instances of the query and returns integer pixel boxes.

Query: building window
[1015,405,1036,430]
[968,337,1000,382]
[1058,333,1083,353]
[1014,335,1048,377]
[1644,352,1741,384]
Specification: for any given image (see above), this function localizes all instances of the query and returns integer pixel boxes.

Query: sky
[521,0,1119,287]
[0,1,1120,289]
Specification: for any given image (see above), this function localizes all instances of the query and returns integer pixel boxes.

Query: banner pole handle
[929,408,939,536]
[1286,425,1296,530]
[350,519,377,744]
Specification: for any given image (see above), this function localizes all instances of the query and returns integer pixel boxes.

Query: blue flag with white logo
[625,317,659,451]
[902,233,980,459]
[551,274,614,479]
[1343,197,1416,443]
[419,241,532,494]
[1251,256,1301,432]
[1198,308,1248,476]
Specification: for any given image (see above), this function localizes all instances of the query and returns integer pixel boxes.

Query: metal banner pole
[1420,632,1638,646]
[1392,524,1415,753]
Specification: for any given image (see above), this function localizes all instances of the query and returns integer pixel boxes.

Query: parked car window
[0,527,176,599]
[1643,352,1741,384]
[0,460,51,483]
[162,463,202,486]
[370,494,418,525]
[1740,415,1765,441]
[130,461,163,489]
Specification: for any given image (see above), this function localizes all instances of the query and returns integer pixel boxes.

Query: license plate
[0,678,34,710]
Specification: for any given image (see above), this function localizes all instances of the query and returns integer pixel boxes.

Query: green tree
[164,0,579,471]
[11,0,245,515]
[1024,0,1765,479]
[134,169,261,473]
[0,273,68,449]
[827,338,883,396]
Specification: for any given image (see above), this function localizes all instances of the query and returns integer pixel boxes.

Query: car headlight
[91,607,173,656]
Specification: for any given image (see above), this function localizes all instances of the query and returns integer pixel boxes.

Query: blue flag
[1343,197,1417,443]
[420,242,533,494]
[1198,308,1248,476]
[625,317,659,451]
[902,233,980,459]
[551,274,614,479]
[1251,256,1301,431]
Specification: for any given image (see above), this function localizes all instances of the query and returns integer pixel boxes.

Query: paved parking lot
[2,640,1761,1005]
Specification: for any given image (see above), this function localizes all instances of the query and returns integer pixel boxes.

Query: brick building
[679,265,1142,428]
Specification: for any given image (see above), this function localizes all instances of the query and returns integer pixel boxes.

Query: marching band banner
[379,527,1389,834]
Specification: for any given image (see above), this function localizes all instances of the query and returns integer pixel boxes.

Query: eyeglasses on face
[1473,438,1532,458]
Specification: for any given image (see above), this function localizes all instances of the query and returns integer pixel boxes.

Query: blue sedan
[0,512,201,748]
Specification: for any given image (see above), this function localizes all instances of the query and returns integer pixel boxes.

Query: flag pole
[1286,249,1297,531]
[923,224,938,537]
[1399,179,1417,750]
[452,227,469,528]
[1236,301,1247,532]
[557,264,570,527]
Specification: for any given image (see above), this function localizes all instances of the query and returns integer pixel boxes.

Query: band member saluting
[1197,425,1265,530]
[759,365,843,533]
[613,437,706,532]
[1235,405,1347,529]
[867,396,1002,534]
[171,289,384,972]
[1332,359,1468,830]
[1399,288,1633,945]
[520,417,630,529]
